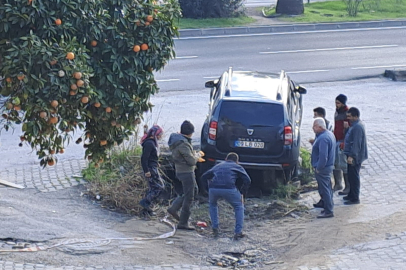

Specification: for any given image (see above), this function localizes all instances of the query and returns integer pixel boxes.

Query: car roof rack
[276,70,285,100]
[225,67,233,96]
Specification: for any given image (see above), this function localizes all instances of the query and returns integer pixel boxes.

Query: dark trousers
[348,163,361,201]
[315,166,334,214]
[142,168,164,206]
[168,171,196,226]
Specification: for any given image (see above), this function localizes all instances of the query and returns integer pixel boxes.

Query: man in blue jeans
[200,153,251,240]
[311,118,336,218]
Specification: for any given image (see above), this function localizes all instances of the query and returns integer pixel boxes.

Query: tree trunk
[276,0,304,15]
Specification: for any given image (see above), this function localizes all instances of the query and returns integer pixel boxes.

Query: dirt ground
[3,183,406,269]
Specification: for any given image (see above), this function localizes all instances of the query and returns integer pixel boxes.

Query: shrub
[179,0,244,19]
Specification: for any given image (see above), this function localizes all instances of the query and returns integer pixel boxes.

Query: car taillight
[284,126,293,145]
[209,121,218,140]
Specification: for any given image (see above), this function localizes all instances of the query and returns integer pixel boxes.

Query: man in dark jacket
[167,120,201,230]
[311,118,336,218]
[334,94,350,194]
[200,153,251,240]
[343,107,368,205]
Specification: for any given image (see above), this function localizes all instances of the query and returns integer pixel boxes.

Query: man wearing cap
[167,120,202,230]
[333,94,350,194]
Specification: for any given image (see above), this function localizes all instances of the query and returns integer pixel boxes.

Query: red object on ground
[196,221,207,227]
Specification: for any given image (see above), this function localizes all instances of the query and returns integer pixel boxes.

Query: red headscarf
[140,125,163,147]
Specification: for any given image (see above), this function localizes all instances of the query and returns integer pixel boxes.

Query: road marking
[156,79,180,82]
[260,45,398,54]
[203,76,219,79]
[287,69,329,74]
[178,26,406,40]
[175,56,198,59]
[352,64,406,70]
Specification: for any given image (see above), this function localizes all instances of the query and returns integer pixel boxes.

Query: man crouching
[200,153,251,240]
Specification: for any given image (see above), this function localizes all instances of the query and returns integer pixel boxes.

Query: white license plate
[235,141,264,149]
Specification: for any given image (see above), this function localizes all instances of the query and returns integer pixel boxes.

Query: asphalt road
[155,27,406,91]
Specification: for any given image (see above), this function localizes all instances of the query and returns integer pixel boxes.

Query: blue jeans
[315,166,334,214]
[209,188,244,234]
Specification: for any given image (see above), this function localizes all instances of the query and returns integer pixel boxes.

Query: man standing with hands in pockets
[200,152,251,240]
[311,118,336,218]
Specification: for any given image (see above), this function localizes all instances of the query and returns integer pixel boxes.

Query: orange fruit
[76,79,84,87]
[94,163,99,168]
[50,100,59,108]
[48,159,55,166]
[111,120,117,126]
[39,111,47,119]
[105,107,112,113]
[141,44,148,51]
[49,116,58,124]
[81,96,89,103]
[55,19,62,25]
[6,103,13,110]
[28,0,32,4]
[59,149,65,154]
[144,22,150,26]
[73,72,82,79]
[146,15,153,22]
[91,40,98,47]
[69,90,77,96]
[86,132,91,138]
[99,140,107,146]
[70,84,78,91]
[66,52,75,60]
[50,150,56,155]
[94,102,101,108]
[133,45,141,52]
[17,73,25,81]
[14,105,21,111]
[5,77,12,83]
[154,9,158,14]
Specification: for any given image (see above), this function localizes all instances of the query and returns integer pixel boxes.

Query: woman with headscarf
[139,125,165,215]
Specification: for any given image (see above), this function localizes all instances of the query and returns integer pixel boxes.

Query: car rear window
[219,101,283,126]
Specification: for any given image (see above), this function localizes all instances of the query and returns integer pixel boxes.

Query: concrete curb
[178,19,406,38]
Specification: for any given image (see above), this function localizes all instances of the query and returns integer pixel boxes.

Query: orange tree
[0,0,180,167]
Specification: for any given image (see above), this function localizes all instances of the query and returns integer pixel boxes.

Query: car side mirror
[205,80,217,88]
[294,85,307,94]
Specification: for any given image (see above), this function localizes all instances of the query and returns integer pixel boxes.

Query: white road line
[352,64,406,70]
[287,69,329,74]
[178,26,406,40]
[156,79,180,82]
[175,56,198,59]
[260,45,398,54]
[203,76,219,79]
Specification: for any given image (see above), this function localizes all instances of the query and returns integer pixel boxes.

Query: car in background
[199,67,307,193]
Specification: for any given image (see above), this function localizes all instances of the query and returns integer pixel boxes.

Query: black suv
[199,67,307,187]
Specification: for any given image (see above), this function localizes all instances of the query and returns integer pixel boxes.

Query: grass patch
[176,16,256,29]
[263,0,406,23]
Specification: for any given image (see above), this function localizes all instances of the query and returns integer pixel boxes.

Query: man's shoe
[338,190,349,195]
[313,200,324,208]
[167,208,180,221]
[213,228,219,238]
[344,200,360,205]
[233,232,246,240]
[139,199,152,211]
[343,195,353,201]
[317,212,334,218]
[177,224,195,230]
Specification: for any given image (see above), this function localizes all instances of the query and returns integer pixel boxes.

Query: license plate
[235,140,264,149]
